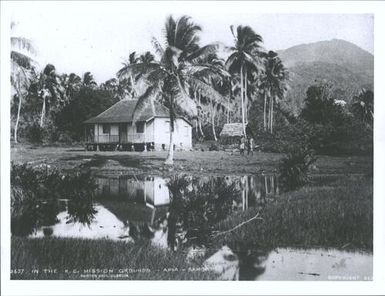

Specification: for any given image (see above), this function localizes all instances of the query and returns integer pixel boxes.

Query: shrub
[25,122,45,144]
[279,147,317,192]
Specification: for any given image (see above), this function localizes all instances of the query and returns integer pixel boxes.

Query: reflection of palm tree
[66,194,97,226]
[229,242,269,280]
[167,175,239,249]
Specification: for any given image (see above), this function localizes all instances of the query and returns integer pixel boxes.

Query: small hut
[219,123,244,145]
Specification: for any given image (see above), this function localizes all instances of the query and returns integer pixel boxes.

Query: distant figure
[239,137,245,155]
[247,137,254,156]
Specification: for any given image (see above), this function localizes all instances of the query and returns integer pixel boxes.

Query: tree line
[11,16,373,163]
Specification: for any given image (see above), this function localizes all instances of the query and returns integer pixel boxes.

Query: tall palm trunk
[130,75,136,98]
[211,104,217,141]
[244,70,248,126]
[165,114,174,166]
[263,92,267,132]
[193,90,198,135]
[226,79,233,123]
[270,95,274,133]
[197,91,205,138]
[40,96,46,127]
[240,64,246,136]
[14,90,22,143]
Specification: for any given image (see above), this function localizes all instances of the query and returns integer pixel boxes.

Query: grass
[11,237,216,280]
[10,143,373,280]
[11,144,372,177]
[11,175,372,280]
[212,175,373,252]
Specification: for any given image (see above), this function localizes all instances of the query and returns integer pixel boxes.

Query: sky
[8,1,373,84]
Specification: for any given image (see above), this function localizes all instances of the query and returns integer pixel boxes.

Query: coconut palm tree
[117,15,223,165]
[225,25,264,136]
[117,52,141,98]
[11,22,36,143]
[259,51,288,133]
[62,73,82,99]
[82,72,97,88]
[36,64,64,127]
[351,88,374,127]
[139,51,155,64]
[191,53,230,141]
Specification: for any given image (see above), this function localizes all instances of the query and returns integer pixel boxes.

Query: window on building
[136,122,145,133]
[184,125,189,137]
[102,124,110,134]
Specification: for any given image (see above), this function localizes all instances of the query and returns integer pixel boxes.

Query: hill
[277,39,373,115]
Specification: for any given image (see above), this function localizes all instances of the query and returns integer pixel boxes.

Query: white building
[84,99,192,151]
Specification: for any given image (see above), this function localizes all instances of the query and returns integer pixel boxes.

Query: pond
[205,246,372,281]
[28,174,278,246]
[12,171,372,281]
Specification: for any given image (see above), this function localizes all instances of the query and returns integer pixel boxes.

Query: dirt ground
[11,144,373,177]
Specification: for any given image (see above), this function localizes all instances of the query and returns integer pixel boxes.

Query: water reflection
[30,205,128,241]
[18,174,278,248]
[204,246,373,281]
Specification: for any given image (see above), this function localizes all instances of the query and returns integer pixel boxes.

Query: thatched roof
[84,99,191,125]
[220,123,244,138]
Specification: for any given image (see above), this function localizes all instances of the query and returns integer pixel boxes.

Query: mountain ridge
[276,39,373,115]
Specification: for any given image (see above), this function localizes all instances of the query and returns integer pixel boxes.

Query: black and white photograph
[1,0,385,295]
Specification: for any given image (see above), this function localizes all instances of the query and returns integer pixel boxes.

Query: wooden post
[143,122,147,152]
[108,124,111,144]
[96,124,99,151]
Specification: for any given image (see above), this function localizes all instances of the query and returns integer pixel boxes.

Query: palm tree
[82,72,97,88]
[62,73,82,99]
[11,22,36,143]
[225,25,264,136]
[259,51,288,133]
[117,52,140,98]
[37,64,64,127]
[191,53,230,141]
[139,51,155,64]
[117,15,223,165]
[351,88,374,127]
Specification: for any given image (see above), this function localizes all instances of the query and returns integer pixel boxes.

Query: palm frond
[243,52,265,73]
[225,52,240,73]
[189,77,224,105]
[186,44,219,63]
[152,37,165,57]
[11,51,34,69]
[117,62,160,80]
[11,37,36,54]
[161,46,181,70]
[145,68,167,85]
[132,84,160,122]
[129,52,139,64]
[174,90,197,117]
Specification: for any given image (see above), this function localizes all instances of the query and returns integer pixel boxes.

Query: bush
[24,122,45,144]
[279,146,317,192]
